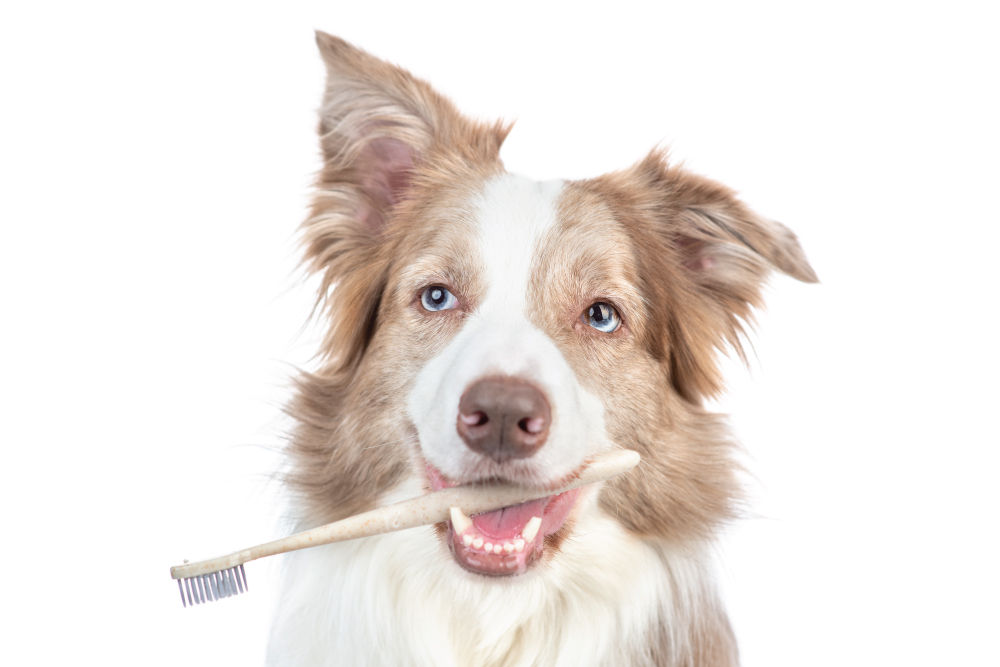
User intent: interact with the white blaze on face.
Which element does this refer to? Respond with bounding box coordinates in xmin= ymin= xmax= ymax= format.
xmin=406 ymin=173 xmax=609 ymax=482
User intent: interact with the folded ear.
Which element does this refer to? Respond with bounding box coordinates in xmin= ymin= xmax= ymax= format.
xmin=608 ymin=152 xmax=817 ymax=401
xmin=305 ymin=33 xmax=509 ymax=367
xmin=670 ymin=166 xmax=818 ymax=286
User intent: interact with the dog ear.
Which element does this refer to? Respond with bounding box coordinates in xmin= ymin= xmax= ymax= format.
xmin=304 ymin=33 xmax=509 ymax=369
xmin=612 ymin=151 xmax=817 ymax=401
xmin=670 ymin=177 xmax=817 ymax=286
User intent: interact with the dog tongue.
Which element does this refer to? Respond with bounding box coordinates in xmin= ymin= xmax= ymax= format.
xmin=471 ymin=497 xmax=549 ymax=539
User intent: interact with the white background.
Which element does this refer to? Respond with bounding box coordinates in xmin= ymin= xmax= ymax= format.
xmin=2 ymin=1 xmax=998 ymax=665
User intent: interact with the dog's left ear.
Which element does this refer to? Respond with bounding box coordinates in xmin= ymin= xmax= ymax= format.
xmin=669 ymin=170 xmax=817 ymax=286
xmin=609 ymin=152 xmax=817 ymax=401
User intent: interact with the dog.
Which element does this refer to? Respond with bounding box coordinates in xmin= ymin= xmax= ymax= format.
xmin=267 ymin=32 xmax=817 ymax=666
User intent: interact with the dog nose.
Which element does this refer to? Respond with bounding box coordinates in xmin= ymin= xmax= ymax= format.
xmin=456 ymin=377 xmax=551 ymax=462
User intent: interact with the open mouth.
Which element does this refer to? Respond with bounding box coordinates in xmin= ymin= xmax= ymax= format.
xmin=426 ymin=464 xmax=581 ymax=576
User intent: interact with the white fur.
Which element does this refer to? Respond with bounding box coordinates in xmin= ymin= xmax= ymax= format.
xmin=269 ymin=477 xmax=712 ymax=666
xmin=407 ymin=174 xmax=610 ymax=484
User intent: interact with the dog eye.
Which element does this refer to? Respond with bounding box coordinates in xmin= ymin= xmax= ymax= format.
xmin=583 ymin=302 xmax=621 ymax=333
xmin=421 ymin=285 xmax=458 ymax=312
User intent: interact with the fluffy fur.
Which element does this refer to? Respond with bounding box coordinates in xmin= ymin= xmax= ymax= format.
xmin=268 ymin=33 xmax=816 ymax=666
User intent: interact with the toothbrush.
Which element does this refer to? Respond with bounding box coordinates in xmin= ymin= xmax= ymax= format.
xmin=170 ymin=448 xmax=640 ymax=606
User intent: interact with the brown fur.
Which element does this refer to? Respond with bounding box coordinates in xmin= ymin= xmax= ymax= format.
xmin=526 ymin=184 xmax=741 ymax=541
xmin=287 ymin=32 xmax=815 ymax=665
xmin=541 ymin=166 xmax=817 ymax=540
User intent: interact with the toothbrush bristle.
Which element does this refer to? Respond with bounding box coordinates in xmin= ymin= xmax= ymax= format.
xmin=177 ymin=564 xmax=249 ymax=607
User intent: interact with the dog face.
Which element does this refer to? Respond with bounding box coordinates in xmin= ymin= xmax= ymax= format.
xmin=288 ymin=33 xmax=816 ymax=578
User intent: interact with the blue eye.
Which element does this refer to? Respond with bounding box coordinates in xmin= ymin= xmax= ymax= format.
xmin=583 ymin=302 xmax=621 ymax=333
xmin=421 ymin=285 xmax=458 ymax=312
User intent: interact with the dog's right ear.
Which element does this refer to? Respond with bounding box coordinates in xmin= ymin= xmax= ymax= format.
xmin=315 ymin=32 xmax=465 ymax=234
xmin=304 ymin=33 xmax=508 ymax=368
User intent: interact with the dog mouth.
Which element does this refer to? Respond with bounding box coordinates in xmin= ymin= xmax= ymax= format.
xmin=426 ymin=463 xmax=581 ymax=576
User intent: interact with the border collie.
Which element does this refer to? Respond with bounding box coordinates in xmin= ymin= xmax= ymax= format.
xmin=268 ymin=32 xmax=816 ymax=666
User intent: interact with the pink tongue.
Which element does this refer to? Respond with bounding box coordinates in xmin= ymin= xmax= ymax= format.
xmin=471 ymin=497 xmax=549 ymax=539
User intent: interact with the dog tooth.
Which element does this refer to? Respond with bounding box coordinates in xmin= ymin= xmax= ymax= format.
xmin=493 ymin=544 xmax=503 ymax=554
xmin=462 ymin=534 xmax=474 ymax=546
xmin=503 ymin=542 xmax=514 ymax=553
xmin=514 ymin=539 xmax=525 ymax=552
xmin=450 ymin=506 xmax=472 ymax=534
xmin=521 ymin=516 xmax=542 ymax=542
xmin=472 ymin=537 xmax=484 ymax=549
xmin=484 ymin=542 xmax=493 ymax=553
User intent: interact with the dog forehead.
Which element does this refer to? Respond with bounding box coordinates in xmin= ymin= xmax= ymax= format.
xmin=470 ymin=173 xmax=564 ymax=305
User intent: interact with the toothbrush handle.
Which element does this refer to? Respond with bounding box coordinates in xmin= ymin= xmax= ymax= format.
xmin=170 ymin=448 xmax=639 ymax=579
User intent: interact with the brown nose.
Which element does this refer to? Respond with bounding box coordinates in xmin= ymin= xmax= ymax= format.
xmin=456 ymin=377 xmax=551 ymax=462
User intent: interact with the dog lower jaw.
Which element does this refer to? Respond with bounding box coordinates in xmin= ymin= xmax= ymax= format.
xmin=444 ymin=488 xmax=581 ymax=576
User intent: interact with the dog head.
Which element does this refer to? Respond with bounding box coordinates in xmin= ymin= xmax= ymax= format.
xmin=288 ymin=33 xmax=816 ymax=577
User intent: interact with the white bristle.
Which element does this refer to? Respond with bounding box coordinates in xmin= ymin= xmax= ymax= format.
xmin=178 ymin=565 xmax=249 ymax=607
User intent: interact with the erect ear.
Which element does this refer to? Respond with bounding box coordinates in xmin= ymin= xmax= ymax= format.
xmin=314 ymin=32 xmax=496 ymax=234
xmin=620 ymin=152 xmax=817 ymax=401
xmin=303 ymin=33 xmax=509 ymax=369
